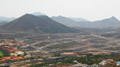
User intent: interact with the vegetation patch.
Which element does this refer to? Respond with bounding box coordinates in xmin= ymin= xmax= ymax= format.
xmin=0 ymin=51 xmax=3 ymax=57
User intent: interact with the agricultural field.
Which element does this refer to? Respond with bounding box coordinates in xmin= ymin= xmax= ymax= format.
xmin=0 ymin=51 xmax=3 ymax=57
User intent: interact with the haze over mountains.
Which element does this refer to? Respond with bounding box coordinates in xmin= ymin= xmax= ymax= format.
xmin=0 ymin=16 xmax=15 ymax=22
xmin=31 ymin=12 xmax=46 ymax=16
xmin=0 ymin=14 xmax=77 ymax=33
xmin=0 ymin=16 xmax=15 ymax=25
xmin=0 ymin=12 xmax=120 ymax=33
xmin=52 ymin=15 xmax=120 ymax=28
xmin=68 ymin=17 xmax=88 ymax=22
xmin=76 ymin=16 xmax=120 ymax=28
xmin=0 ymin=12 xmax=45 ymax=25
xmin=51 ymin=16 xmax=80 ymax=27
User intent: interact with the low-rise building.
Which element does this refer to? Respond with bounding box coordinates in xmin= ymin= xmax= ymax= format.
xmin=0 ymin=56 xmax=24 ymax=63
xmin=10 ymin=51 xmax=24 ymax=57
xmin=61 ymin=52 xmax=77 ymax=57
xmin=99 ymin=59 xmax=114 ymax=66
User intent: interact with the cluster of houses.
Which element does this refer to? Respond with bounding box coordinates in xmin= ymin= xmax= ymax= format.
xmin=2 ymin=46 xmax=18 ymax=53
xmin=47 ymin=59 xmax=120 ymax=67
xmin=44 ymin=52 xmax=119 ymax=67
xmin=60 ymin=51 xmax=111 ymax=57
xmin=0 ymin=46 xmax=25 ymax=63
xmin=0 ymin=39 xmax=26 ymax=63
xmin=0 ymin=39 xmax=119 ymax=67
xmin=72 ymin=59 xmax=114 ymax=67
xmin=0 ymin=39 xmax=27 ymax=47
xmin=0 ymin=46 xmax=24 ymax=57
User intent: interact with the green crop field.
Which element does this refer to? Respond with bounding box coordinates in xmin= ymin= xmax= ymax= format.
xmin=0 ymin=51 xmax=3 ymax=57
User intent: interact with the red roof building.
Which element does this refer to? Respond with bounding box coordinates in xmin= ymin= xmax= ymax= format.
xmin=61 ymin=52 xmax=77 ymax=57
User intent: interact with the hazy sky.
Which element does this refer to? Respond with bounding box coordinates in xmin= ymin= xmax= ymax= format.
xmin=0 ymin=0 xmax=120 ymax=21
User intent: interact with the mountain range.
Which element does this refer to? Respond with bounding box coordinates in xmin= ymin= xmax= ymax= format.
xmin=52 ymin=16 xmax=120 ymax=28
xmin=0 ymin=14 xmax=77 ymax=33
xmin=0 ymin=12 xmax=120 ymax=33
xmin=0 ymin=12 xmax=45 ymax=25
xmin=77 ymin=16 xmax=120 ymax=28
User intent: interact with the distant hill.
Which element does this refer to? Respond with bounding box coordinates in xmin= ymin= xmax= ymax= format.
xmin=31 ymin=12 xmax=46 ymax=16
xmin=0 ymin=16 xmax=15 ymax=25
xmin=0 ymin=16 xmax=15 ymax=21
xmin=0 ymin=14 xmax=77 ymax=33
xmin=68 ymin=17 xmax=88 ymax=22
xmin=51 ymin=16 xmax=80 ymax=27
xmin=93 ymin=16 xmax=120 ymax=28
xmin=52 ymin=16 xmax=120 ymax=28
xmin=76 ymin=16 xmax=120 ymax=28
